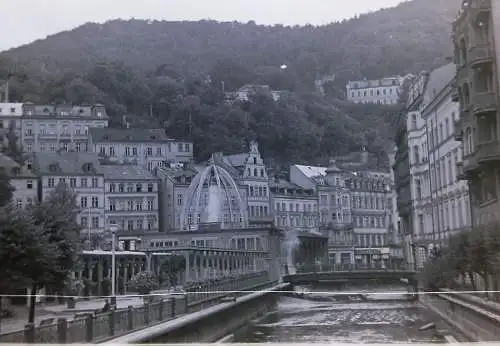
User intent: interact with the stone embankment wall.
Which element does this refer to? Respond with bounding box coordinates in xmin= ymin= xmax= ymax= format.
xmin=420 ymin=289 xmax=500 ymax=341
xmin=105 ymin=282 xmax=288 ymax=343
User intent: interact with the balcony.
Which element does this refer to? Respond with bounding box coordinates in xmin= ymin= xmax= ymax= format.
xmin=470 ymin=91 xmax=497 ymax=116
xmin=462 ymin=154 xmax=479 ymax=175
xmin=476 ymin=141 xmax=500 ymax=164
xmin=469 ymin=44 xmax=494 ymax=68
xmin=456 ymin=161 xmax=465 ymax=180
xmin=453 ymin=119 xmax=463 ymax=141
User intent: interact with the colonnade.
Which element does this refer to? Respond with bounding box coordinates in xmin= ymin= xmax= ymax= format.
xmin=73 ymin=248 xmax=271 ymax=296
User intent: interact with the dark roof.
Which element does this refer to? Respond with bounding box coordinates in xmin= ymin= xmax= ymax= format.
xmin=89 ymin=128 xmax=171 ymax=143
xmin=223 ymin=153 xmax=248 ymax=167
xmin=33 ymin=152 xmax=102 ymax=175
xmin=101 ymin=165 xmax=156 ymax=180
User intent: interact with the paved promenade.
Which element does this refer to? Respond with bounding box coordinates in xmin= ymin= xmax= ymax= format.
xmin=0 ymin=288 xmax=181 ymax=334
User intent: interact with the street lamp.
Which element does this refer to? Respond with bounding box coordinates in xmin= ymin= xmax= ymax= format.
xmin=109 ymin=224 xmax=118 ymax=306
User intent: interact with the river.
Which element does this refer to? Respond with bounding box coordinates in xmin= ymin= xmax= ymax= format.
xmin=232 ymin=285 xmax=463 ymax=343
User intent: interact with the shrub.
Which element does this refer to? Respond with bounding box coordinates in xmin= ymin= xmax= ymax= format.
xmin=129 ymin=271 xmax=159 ymax=295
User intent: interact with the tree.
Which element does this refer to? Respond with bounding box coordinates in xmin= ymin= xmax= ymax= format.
xmin=0 ymin=169 xmax=14 ymax=208
xmin=129 ymin=271 xmax=159 ymax=297
xmin=0 ymin=207 xmax=61 ymax=323
xmin=1 ymin=125 xmax=25 ymax=166
xmin=24 ymin=182 xmax=81 ymax=322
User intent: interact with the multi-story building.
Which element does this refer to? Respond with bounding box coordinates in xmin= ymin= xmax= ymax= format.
xmin=290 ymin=156 xmax=399 ymax=268
xmin=20 ymin=103 xmax=109 ymax=154
xmin=222 ymin=141 xmax=272 ymax=224
xmin=0 ymin=153 xmax=38 ymax=208
xmin=452 ymin=0 xmax=499 ymax=227
xmin=101 ymin=165 xmax=160 ymax=233
xmin=401 ymin=71 xmax=429 ymax=268
xmin=269 ymin=178 xmax=319 ymax=232
xmin=422 ymin=63 xmax=471 ymax=250
xmin=32 ymin=152 xmax=105 ymax=239
xmin=88 ymin=128 xmax=193 ymax=171
xmin=346 ymin=76 xmax=405 ymax=105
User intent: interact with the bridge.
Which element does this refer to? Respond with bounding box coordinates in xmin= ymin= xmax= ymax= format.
xmin=283 ymin=264 xmax=417 ymax=287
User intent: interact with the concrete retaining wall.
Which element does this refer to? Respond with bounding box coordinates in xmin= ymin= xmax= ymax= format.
xmin=420 ymin=291 xmax=500 ymax=341
xmin=104 ymin=283 xmax=288 ymax=343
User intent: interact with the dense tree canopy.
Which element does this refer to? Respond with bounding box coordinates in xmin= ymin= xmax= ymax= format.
xmin=0 ymin=0 xmax=458 ymax=168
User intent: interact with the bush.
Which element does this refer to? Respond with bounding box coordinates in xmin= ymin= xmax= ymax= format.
xmin=129 ymin=271 xmax=159 ymax=295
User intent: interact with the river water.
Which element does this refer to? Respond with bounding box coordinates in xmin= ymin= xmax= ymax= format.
xmin=233 ymin=285 xmax=460 ymax=343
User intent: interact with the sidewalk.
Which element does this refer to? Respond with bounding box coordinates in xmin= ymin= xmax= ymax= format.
xmin=0 ymin=288 xmax=185 ymax=335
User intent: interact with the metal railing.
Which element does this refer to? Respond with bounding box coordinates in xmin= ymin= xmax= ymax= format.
xmin=295 ymin=263 xmax=414 ymax=273
xmin=0 ymin=271 xmax=273 ymax=344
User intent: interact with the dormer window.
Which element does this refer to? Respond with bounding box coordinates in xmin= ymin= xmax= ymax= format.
xmin=10 ymin=107 xmax=15 ymax=113
xmin=43 ymin=108 xmax=49 ymax=113
xmin=126 ymin=135 xmax=131 ymax=140
xmin=103 ymin=135 xmax=110 ymax=140
xmin=79 ymin=108 xmax=84 ymax=113
xmin=150 ymin=135 xmax=156 ymax=140
xmin=48 ymin=163 xmax=59 ymax=173
xmin=82 ymin=163 xmax=94 ymax=173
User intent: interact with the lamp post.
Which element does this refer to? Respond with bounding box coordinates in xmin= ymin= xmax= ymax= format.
xmin=110 ymin=224 xmax=118 ymax=306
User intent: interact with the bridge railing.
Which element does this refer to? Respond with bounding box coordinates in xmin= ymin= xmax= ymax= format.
xmin=0 ymin=271 xmax=274 ymax=344
xmin=296 ymin=262 xmax=414 ymax=273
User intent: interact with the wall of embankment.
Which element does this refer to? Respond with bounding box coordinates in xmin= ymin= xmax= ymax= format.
xmin=420 ymin=288 xmax=500 ymax=341
xmin=104 ymin=282 xmax=289 ymax=343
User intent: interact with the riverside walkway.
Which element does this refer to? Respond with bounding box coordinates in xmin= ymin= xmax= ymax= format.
xmin=0 ymin=271 xmax=274 ymax=343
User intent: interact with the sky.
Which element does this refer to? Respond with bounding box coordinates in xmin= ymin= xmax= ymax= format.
xmin=0 ymin=0 xmax=405 ymax=52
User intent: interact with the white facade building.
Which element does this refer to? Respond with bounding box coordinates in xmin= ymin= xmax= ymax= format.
xmin=421 ymin=63 xmax=470 ymax=247
xmin=0 ymin=153 xmax=38 ymax=208
xmin=101 ymin=165 xmax=160 ymax=233
xmin=346 ymin=76 xmax=404 ymax=105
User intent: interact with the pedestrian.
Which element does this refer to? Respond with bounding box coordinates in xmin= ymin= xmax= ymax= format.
xmin=102 ymin=299 xmax=111 ymax=313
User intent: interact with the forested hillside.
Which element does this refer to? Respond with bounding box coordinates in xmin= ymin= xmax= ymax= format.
xmin=0 ymin=0 xmax=459 ymax=169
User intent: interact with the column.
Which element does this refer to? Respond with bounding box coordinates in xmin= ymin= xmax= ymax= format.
xmin=184 ymin=251 xmax=191 ymax=283
xmin=97 ymin=260 xmax=103 ymax=297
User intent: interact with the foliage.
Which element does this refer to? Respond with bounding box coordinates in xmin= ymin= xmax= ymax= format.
xmin=0 ymin=0 xmax=459 ymax=167
xmin=421 ymin=224 xmax=500 ymax=291
xmin=0 ymin=169 xmax=14 ymax=208
xmin=26 ymin=182 xmax=82 ymax=290
xmin=0 ymin=207 xmax=60 ymax=293
xmin=1 ymin=126 xmax=26 ymax=166
xmin=64 ymin=277 xmax=84 ymax=296
xmin=129 ymin=271 xmax=159 ymax=295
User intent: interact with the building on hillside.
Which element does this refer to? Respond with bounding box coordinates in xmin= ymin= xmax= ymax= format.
xmin=19 ymin=103 xmax=109 ymax=155
xmin=225 ymin=84 xmax=281 ymax=103
xmin=421 ymin=63 xmax=470 ymax=253
xmin=32 ymin=152 xmax=105 ymax=240
xmin=0 ymin=153 xmax=38 ymax=208
xmin=269 ymin=178 xmax=319 ymax=232
xmin=222 ymin=141 xmax=272 ymax=225
xmin=88 ymin=128 xmax=193 ymax=171
xmin=452 ymin=0 xmax=499 ymax=229
xmin=100 ymin=165 xmax=160 ymax=234
xmin=346 ymin=76 xmax=404 ymax=105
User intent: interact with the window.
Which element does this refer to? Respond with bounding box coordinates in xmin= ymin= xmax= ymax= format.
xmin=136 ymin=183 xmax=142 ymax=192
xmin=413 ymin=145 xmax=419 ymax=164
xmin=92 ymin=178 xmax=99 ymax=187
xmin=91 ymin=217 xmax=99 ymax=228
xmin=80 ymin=217 xmax=88 ymax=227
xmin=69 ymin=178 xmax=76 ymax=188
xmin=136 ymin=219 xmax=143 ymax=230
xmin=91 ymin=196 xmax=99 ymax=208
xmin=147 ymin=199 xmax=154 ymax=210
xmin=177 ymin=194 xmax=183 ymax=206
xmin=135 ymin=201 xmax=142 ymax=211
xmin=80 ymin=197 xmax=88 ymax=208
xmin=81 ymin=178 xmax=88 ymax=187
xmin=48 ymin=178 xmax=55 ymax=187
xmin=411 ymin=114 xmax=417 ymax=129
xmin=127 ymin=200 xmax=133 ymax=211
xmin=119 ymin=183 xmax=124 ymax=192
xmin=109 ymin=183 xmax=116 ymax=192
xmin=147 ymin=183 xmax=154 ymax=192
xmin=156 ymin=147 xmax=161 ymax=156
xmin=109 ymin=201 xmax=116 ymax=211
xmin=26 ymin=180 xmax=33 ymax=189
